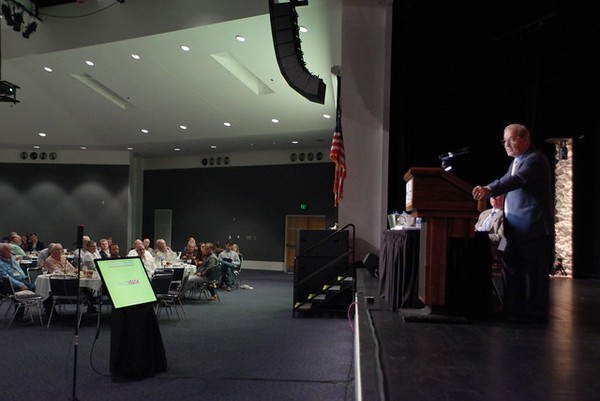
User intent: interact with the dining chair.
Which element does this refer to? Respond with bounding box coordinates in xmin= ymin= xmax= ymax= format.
xmin=1 ymin=278 xmax=45 ymax=328
xmin=151 ymin=272 xmax=177 ymax=320
xmin=188 ymin=263 xmax=221 ymax=302
xmin=169 ymin=267 xmax=185 ymax=292
xmin=47 ymin=276 xmax=84 ymax=328
xmin=232 ymin=255 xmax=243 ymax=288
xmin=27 ymin=267 xmax=43 ymax=285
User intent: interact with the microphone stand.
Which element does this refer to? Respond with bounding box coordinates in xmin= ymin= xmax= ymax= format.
xmin=71 ymin=244 xmax=83 ymax=401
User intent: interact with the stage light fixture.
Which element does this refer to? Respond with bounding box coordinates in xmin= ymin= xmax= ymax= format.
xmin=12 ymin=11 xmax=22 ymax=31
xmin=22 ymin=20 xmax=37 ymax=38
xmin=1 ymin=4 xmax=14 ymax=25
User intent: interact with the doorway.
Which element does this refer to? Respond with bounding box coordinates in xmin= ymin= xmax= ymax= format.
xmin=284 ymin=215 xmax=326 ymax=273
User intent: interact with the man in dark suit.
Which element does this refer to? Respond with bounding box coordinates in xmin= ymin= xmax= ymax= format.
xmin=28 ymin=233 xmax=45 ymax=252
xmin=472 ymin=124 xmax=553 ymax=323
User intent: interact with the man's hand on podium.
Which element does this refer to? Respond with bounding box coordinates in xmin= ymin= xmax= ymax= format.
xmin=472 ymin=186 xmax=491 ymax=201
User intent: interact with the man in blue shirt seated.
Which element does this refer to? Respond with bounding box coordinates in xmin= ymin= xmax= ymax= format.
xmin=218 ymin=241 xmax=241 ymax=291
xmin=0 ymin=243 xmax=55 ymax=320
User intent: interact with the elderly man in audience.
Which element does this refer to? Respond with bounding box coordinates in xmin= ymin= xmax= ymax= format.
xmin=134 ymin=241 xmax=156 ymax=276
xmin=0 ymin=242 xmax=56 ymax=319
xmin=143 ymin=238 xmax=155 ymax=256
xmin=80 ymin=240 xmax=101 ymax=271
xmin=9 ymin=233 xmax=26 ymax=257
xmin=218 ymin=241 xmax=241 ymax=291
xmin=154 ymin=239 xmax=178 ymax=266
xmin=44 ymin=243 xmax=77 ymax=274
xmin=72 ymin=235 xmax=91 ymax=266
xmin=127 ymin=239 xmax=143 ymax=256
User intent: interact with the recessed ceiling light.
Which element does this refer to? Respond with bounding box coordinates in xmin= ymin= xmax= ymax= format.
xmin=180 ymin=45 xmax=190 ymax=51
xmin=43 ymin=67 xmax=53 ymax=73
xmin=141 ymin=129 xmax=149 ymax=134
xmin=323 ymin=114 xmax=331 ymax=119
xmin=235 ymin=35 xmax=246 ymax=42
xmin=33 ymin=145 xmax=40 ymax=149
xmin=299 ymin=26 xmax=308 ymax=33
xmin=131 ymin=54 xmax=140 ymax=60
xmin=271 ymin=118 xmax=279 ymax=123
xmin=39 ymin=132 xmax=46 ymax=137
xmin=179 ymin=125 xmax=187 ymax=130
xmin=80 ymin=146 xmax=87 ymax=150
xmin=223 ymin=122 xmax=231 ymax=127
xmin=210 ymin=145 xmax=217 ymax=149
xmin=127 ymin=147 xmax=134 ymax=151
xmin=291 ymin=140 xmax=299 ymax=144
xmin=174 ymin=148 xmax=181 ymax=152
xmin=85 ymin=60 xmax=94 ymax=66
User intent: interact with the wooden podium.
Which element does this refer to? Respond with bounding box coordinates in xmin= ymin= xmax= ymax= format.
xmin=404 ymin=167 xmax=483 ymax=307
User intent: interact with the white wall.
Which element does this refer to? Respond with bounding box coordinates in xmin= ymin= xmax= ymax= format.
xmin=338 ymin=0 xmax=392 ymax=258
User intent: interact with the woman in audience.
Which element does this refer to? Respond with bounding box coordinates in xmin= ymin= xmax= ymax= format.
xmin=180 ymin=241 xmax=198 ymax=264
xmin=44 ymin=243 xmax=77 ymax=274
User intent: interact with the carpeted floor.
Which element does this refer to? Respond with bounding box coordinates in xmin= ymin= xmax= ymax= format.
xmin=1 ymin=270 xmax=355 ymax=401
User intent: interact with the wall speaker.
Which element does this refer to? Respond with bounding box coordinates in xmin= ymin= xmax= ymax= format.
xmin=269 ymin=0 xmax=326 ymax=104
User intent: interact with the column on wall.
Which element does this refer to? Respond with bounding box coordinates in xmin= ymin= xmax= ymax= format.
xmin=551 ymin=138 xmax=573 ymax=275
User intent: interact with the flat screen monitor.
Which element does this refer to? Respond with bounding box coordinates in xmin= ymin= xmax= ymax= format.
xmin=94 ymin=257 xmax=157 ymax=309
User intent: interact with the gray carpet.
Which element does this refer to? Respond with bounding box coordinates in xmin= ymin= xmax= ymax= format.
xmin=1 ymin=270 xmax=355 ymax=401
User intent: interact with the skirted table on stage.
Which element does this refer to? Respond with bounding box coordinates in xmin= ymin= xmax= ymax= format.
xmin=378 ymin=228 xmax=493 ymax=318
xmin=378 ymin=229 xmax=424 ymax=311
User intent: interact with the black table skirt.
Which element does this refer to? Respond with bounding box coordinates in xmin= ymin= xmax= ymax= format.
xmin=110 ymin=303 xmax=167 ymax=380
xmin=378 ymin=229 xmax=424 ymax=310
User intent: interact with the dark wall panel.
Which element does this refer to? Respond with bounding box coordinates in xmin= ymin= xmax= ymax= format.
xmin=0 ymin=163 xmax=129 ymax=251
xmin=142 ymin=163 xmax=336 ymax=262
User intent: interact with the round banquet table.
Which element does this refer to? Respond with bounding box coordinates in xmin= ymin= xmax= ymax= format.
xmin=35 ymin=273 xmax=103 ymax=299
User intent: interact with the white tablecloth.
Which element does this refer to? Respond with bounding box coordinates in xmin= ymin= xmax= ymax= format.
xmin=159 ymin=263 xmax=196 ymax=276
xmin=35 ymin=274 xmax=103 ymax=299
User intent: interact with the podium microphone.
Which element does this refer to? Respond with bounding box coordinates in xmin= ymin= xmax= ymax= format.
xmin=438 ymin=147 xmax=469 ymax=161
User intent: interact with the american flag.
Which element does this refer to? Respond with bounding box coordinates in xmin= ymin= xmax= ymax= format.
xmin=329 ymin=102 xmax=346 ymax=207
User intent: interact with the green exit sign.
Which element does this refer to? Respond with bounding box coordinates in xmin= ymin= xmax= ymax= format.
xmin=300 ymin=203 xmax=308 ymax=210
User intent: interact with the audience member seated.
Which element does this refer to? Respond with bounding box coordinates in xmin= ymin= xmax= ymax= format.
xmin=21 ymin=234 xmax=31 ymax=253
xmin=28 ymin=233 xmax=45 ymax=253
xmin=44 ymin=243 xmax=78 ymax=274
xmin=134 ymin=242 xmax=156 ymax=276
xmin=143 ymin=238 xmax=155 ymax=256
xmin=127 ymin=239 xmax=143 ymax=257
xmin=181 ymin=237 xmax=197 ymax=254
xmin=180 ymin=241 xmax=198 ymax=264
xmin=0 ymin=243 xmax=55 ymax=318
xmin=183 ymin=242 xmax=218 ymax=300
xmin=80 ymin=241 xmax=101 ymax=270
xmin=475 ymin=194 xmax=505 ymax=261
xmin=218 ymin=241 xmax=241 ymax=291
xmin=72 ymin=235 xmax=91 ymax=266
xmin=98 ymin=238 xmax=111 ymax=259
xmin=154 ymin=239 xmax=178 ymax=266
xmin=36 ymin=243 xmax=56 ymax=268
xmin=109 ymin=243 xmax=121 ymax=258
xmin=9 ymin=233 xmax=26 ymax=257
